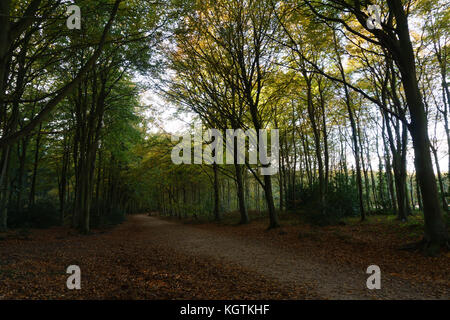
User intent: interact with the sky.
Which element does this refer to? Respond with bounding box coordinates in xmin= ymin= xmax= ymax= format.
xmin=140 ymin=84 xmax=448 ymax=176
xmin=140 ymin=87 xmax=192 ymax=135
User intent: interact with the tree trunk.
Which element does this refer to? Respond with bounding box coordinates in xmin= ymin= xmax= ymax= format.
xmin=212 ymin=162 xmax=221 ymax=221
xmin=0 ymin=146 xmax=11 ymax=231
xmin=263 ymin=174 xmax=279 ymax=228
xmin=29 ymin=123 xmax=42 ymax=207
xmin=431 ymin=146 xmax=448 ymax=212
xmin=234 ymin=164 xmax=249 ymax=224
xmin=392 ymin=0 xmax=448 ymax=250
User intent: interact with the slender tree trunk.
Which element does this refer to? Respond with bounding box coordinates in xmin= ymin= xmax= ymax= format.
xmin=358 ymin=128 xmax=371 ymax=213
xmin=29 ymin=123 xmax=42 ymax=207
xmin=213 ymin=162 xmax=220 ymax=221
xmin=59 ymin=138 xmax=69 ymax=225
xmin=305 ymin=76 xmax=325 ymax=211
xmin=334 ymin=35 xmax=365 ymax=220
xmin=0 ymin=146 xmax=11 ymax=231
xmin=234 ymin=164 xmax=249 ymax=224
xmin=263 ymin=174 xmax=279 ymax=228
xmin=383 ymin=130 xmax=397 ymax=214
xmin=431 ymin=146 xmax=448 ymax=212
xmin=341 ymin=80 xmax=364 ymax=219
xmin=409 ymin=174 xmax=415 ymax=211
xmin=416 ymin=172 xmax=423 ymax=211
xmin=16 ymin=138 xmax=28 ymax=212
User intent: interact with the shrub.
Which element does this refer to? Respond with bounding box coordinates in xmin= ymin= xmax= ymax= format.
xmin=106 ymin=207 xmax=126 ymax=225
xmin=90 ymin=204 xmax=126 ymax=228
xmin=8 ymin=199 xmax=60 ymax=229
xmin=287 ymin=179 xmax=359 ymax=226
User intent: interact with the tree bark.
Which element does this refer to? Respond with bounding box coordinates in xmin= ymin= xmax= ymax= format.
xmin=390 ymin=0 xmax=448 ymax=250
xmin=234 ymin=163 xmax=249 ymax=224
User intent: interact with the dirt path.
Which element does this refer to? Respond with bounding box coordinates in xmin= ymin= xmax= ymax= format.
xmin=0 ymin=214 xmax=448 ymax=299
xmin=137 ymin=215 xmax=447 ymax=300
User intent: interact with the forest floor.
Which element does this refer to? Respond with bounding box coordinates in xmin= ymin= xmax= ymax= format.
xmin=0 ymin=213 xmax=449 ymax=299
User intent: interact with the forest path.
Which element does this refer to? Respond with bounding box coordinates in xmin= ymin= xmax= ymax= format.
xmin=137 ymin=214 xmax=448 ymax=300
xmin=1 ymin=214 xmax=448 ymax=299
